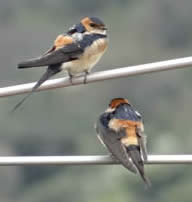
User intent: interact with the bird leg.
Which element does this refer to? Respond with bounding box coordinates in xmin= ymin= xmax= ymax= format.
xmin=83 ymin=70 xmax=89 ymax=84
xmin=109 ymin=153 xmax=120 ymax=163
xmin=68 ymin=72 xmax=73 ymax=85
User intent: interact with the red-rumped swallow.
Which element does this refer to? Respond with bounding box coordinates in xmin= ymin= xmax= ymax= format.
xmin=96 ymin=98 xmax=151 ymax=187
xmin=13 ymin=16 xmax=108 ymax=111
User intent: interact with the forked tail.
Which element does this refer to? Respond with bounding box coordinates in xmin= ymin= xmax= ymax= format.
xmin=12 ymin=64 xmax=61 ymax=112
xmin=127 ymin=145 xmax=151 ymax=188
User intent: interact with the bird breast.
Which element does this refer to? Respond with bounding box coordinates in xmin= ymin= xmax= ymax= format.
xmin=62 ymin=37 xmax=108 ymax=75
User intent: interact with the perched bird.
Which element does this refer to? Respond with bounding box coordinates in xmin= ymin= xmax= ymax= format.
xmin=96 ymin=98 xmax=151 ymax=187
xmin=13 ymin=16 xmax=108 ymax=111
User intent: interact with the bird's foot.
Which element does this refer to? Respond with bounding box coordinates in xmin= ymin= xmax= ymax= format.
xmin=83 ymin=71 xmax=89 ymax=84
xmin=109 ymin=153 xmax=119 ymax=162
xmin=68 ymin=73 xmax=74 ymax=85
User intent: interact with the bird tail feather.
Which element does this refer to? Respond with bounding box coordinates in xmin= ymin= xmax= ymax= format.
xmin=12 ymin=64 xmax=61 ymax=112
xmin=127 ymin=145 xmax=151 ymax=188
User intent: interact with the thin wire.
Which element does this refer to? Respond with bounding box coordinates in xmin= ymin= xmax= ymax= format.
xmin=0 ymin=155 xmax=191 ymax=166
xmin=1 ymin=56 xmax=192 ymax=97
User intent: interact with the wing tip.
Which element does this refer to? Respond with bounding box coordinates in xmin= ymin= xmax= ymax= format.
xmin=17 ymin=61 xmax=31 ymax=68
xmin=17 ymin=63 xmax=25 ymax=69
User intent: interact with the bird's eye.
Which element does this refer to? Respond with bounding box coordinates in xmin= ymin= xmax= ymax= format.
xmin=90 ymin=23 xmax=96 ymax=27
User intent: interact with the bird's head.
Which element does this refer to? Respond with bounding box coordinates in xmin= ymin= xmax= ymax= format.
xmin=67 ymin=17 xmax=107 ymax=35
xmin=81 ymin=17 xmax=107 ymax=34
xmin=105 ymin=98 xmax=129 ymax=112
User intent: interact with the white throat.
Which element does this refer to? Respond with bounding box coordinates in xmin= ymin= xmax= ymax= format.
xmin=90 ymin=29 xmax=107 ymax=35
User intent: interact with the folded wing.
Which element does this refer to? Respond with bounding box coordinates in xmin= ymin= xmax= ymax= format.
xmin=96 ymin=119 xmax=137 ymax=174
xmin=18 ymin=35 xmax=83 ymax=68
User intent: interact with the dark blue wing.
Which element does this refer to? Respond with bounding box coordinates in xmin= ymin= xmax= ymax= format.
xmin=18 ymin=42 xmax=83 ymax=68
xmin=96 ymin=116 xmax=137 ymax=174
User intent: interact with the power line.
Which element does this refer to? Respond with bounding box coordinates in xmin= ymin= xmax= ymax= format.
xmin=1 ymin=56 xmax=192 ymax=97
xmin=0 ymin=155 xmax=191 ymax=166
xmin=0 ymin=57 xmax=192 ymax=166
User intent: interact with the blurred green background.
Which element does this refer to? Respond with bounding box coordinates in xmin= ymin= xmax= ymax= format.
xmin=0 ymin=0 xmax=192 ymax=201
